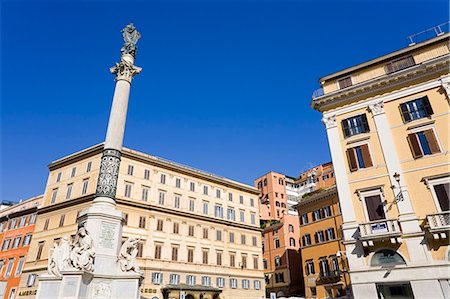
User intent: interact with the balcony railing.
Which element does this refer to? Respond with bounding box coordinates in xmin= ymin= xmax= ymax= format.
xmin=359 ymin=219 xmax=402 ymax=247
xmin=312 ymin=88 xmax=324 ymax=99
xmin=318 ymin=270 xmax=342 ymax=283
xmin=427 ymin=211 xmax=450 ymax=239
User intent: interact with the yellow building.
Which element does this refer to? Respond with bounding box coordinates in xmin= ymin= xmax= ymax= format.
xmin=312 ymin=30 xmax=450 ymax=298
xmin=18 ymin=144 xmax=265 ymax=299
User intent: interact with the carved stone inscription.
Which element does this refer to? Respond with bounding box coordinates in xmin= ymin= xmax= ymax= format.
xmin=99 ymin=222 xmax=118 ymax=249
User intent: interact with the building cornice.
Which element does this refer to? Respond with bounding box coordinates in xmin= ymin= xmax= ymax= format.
xmin=312 ymin=54 xmax=450 ymax=112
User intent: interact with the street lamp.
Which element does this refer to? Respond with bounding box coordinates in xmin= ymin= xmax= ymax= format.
xmin=393 ymin=172 xmax=404 ymax=202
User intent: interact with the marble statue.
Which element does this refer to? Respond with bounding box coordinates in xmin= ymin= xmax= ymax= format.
xmin=47 ymin=236 xmax=72 ymax=277
xmin=121 ymin=23 xmax=141 ymax=58
xmin=118 ymin=237 xmax=143 ymax=275
xmin=70 ymin=227 xmax=95 ymax=272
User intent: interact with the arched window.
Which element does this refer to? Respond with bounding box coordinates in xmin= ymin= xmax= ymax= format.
xmin=281 ymin=203 xmax=286 ymax=208
xmin=275 ymin=201 xmax=280 ymax=207
xmin=289 ymin=237 xmax=295 ymax=247
xmin=371 ymin=249 xmax=406 ymax=267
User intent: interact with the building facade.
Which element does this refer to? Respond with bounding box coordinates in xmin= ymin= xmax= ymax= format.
xmin=312 ymin=31 xmax=450 ymax=298
xmin=295 ymin=186 xmax=350 ymax=299
xmin=0 ymin=195 xmax=43 ymax=299
xmin=18 ymin=144 xmax=265 ymax=299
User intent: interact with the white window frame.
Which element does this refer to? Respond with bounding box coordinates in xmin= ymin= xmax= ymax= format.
xmin=217 ymin=277 xmax=225 ymax=288
xmin=426 ymin=176 xmax=450 ymax=213
xmin=169 ymin=273 xmax=180 ymax=285
xmin=152 ymin=272 xmax=163 ymax=285
xmin=408 ymin=124 xmax=443 ymax=154
xmin=359 ymin=188 xmax=387 ymax=222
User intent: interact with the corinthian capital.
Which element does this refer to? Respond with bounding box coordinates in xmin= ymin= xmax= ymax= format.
xmin=110 ymin=57 xmax=142 ymax=83
xmin=369 ymin=101 xmax=385 ymax=116
xmin=322 ymin=115 xmax=336 ymax=129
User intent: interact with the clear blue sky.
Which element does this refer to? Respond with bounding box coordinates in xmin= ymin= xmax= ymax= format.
xmin=1 ymin=0 xmax=448 ymax=202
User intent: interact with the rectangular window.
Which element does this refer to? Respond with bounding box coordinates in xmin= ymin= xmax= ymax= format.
xmin=12 ymin=236 xmax=21 ymax=248
xmin=203 ymin=202 xmax=209 ymax=215
xmin=216 ymin=230 xmax=222 ymax=241
xmin=127 ymin=165 xmax=134 ymax=176
xmin=230 ymin=278 xmax=237 ymax=289
xmin=316 ymin=231 xmax=325 ymax=243
xmin=203 ymin=185 xmax=209 ymax=195
xmin=86 ymin=161 xmax=92 ymax=172
xmin=302 ymin=234 xmax=311 ymax=246
xmin=342 ymin=114 xmax=370 ymax=138
xmin=29 ymin=214 xmax=36 ymax=225
xmin=124 ymin=213 xmax=128 ymax=225
xmin=202 ymin=276 xmax=211 ymax=287
xmin=433 ymin=183 xmax=450 ymax=212
xmin=59 ymin=215 xmax=65 ymax=227
xmin=66 ymin=184 xmax=73 ymax=199
xmin=400 ymin=96 xmax=434 ymax=122
xmin=216 ymin=189 xmax=221 ymax=198
xmin=253 ymin=256 xmax=259 ymax=269
xmin=217 ymin=277 xmax=225 ymax=288
xmin=137 ymin=242 xmax=143 ymax=258
xmin=216 ymin=251 xmax=222 ymax=265
xmin=240 ymin=210 xmax=245 ymax=222
xmin=44 ymin=219 xmax=49 ymax=230
xmin=187 ymin=248 xmax=194 ymax=263
xmin=156 ymin=219 xmax=164 ymax=231
xmin=275 ymin=239 xmax=280 ymax=248
xmin=139 ymin=216 xmax=146 ymax=228
xmin=239 ymin=195 xmax=244 ymax=204
xmin=158 ymin=191 xmax=166 ymax=205
xmin=242 ymin=279 xmax=250 ymax=289
xmin=385 ymin=55 xmax=415 ymax=74
xmin=15 ymin=257 xmax=25 ymax=276
xmin=347 ymin=144 xmax=373 ymax=171
xmin=407 ymin=129 xmax=440 ymax=158
xmin=190 ymin=182 xmax=195 ymax=192
xmin=323 ymin=206 xmax=332 ymax=217
xmin=169 ymin=274 xmax=180 ymax=285
xmin=36 ymin=242 xmax=45 ymax=260
xmin=364 ymin=194 xmax=386 ymax=221
xmin=5 ymin=259 xmax=14 ymax=277
xmin=214 ymin=205 xmax=223 ymax=218
xmin=19 ymin=216 xmax=26 ymax=227
xmin=175 ymin=178 xmax=181 ymax=188
xmin=144 ymin=169 xmax=150 ymax=180
xmin=174 ymin=195 xmax=181 ymax=208
xmin=141 ymin=186 xmax=149 ymax=201
xmin=227 ymin=208 xmax=236 ymax=221
xmin=306 ymin=260 xmax=315 ymax=275
xmin=229 ymin=232 xmax=235 ymax=243
xmin=56 ymin=172 xmax=62 ymax=182
xmin=171 ymin=247 xmax=178 ymax=261
xmin=250 ymin=198 xmax=254 ymax=207
xmin=82 ymin=179 xmax=89 ymax=195
xmin=230 ymin=254 xmax=236 ymax=267
xmin=250 ymin=213 xmax=256 ymax=225
xmin=254 ymin=280 xmax=261 ymax=290
xmin=188 ymin=225 xmax=195 ymax=237
xmin=189 ymin=199 xmax=195 ymax=212
xmin=202 ymin=250 xmax=209 ymax=264
xmin=23 ymin=234 xmax=32 ymax=246
xmin=51 ymin=188 xmax=58 ymax=204
xmin=154 ymin=244 xmax=162 ymax=259
xmin=124 ymin=183 xmax=132 ymax=198
xmin=152 ymin=272 xmax=163 ymax=284
xmin=252 ymin=236 xmax=257 ymax=246
xmin=173 ymin=222 xmax=179 ymax=234
xmin=326 ymin=228 xmax=336 ymax=240
xmin=228 ymin=193 xmax=233 ymax=201
xmin=241 ymin=234 xmax=246 ymax=245
xmin=27 ymin=274 xmax=37 ymax=287
xmin=71 ymin=167 xmax=76 ymax=178
xmin=160 ymin=173 xmax=166 ymax=184
xmin=186 ymin=275 xmax=196 ymax=285
xmin=203 ymin=228 xmax=209 ymax=239
xmin=337 ymin=76 xmax=352 ymax=89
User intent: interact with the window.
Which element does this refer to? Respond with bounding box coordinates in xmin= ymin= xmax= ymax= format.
xmin=203 ymin=185 xmax=209 ymax=195
xmin=12 ymin=236 xmax=21 ymax=249
xmin=342 ymin=114 xmax=370 ymax=138
xmin=82 ymin=179 xmax=89 ymax=195
xmin=331 ymin=256 xmax=340 ymax=271
xmin=400 ymin=96 xmax=434 ymax=122
xmin=239 ymin=195 xmax=244 ymax=204
xmin=252 ymin=236 xmax=257 ymax=246
xmin=288 ymin=224 xmax=294 ymax=232
xmin=86 ymin=161 xmax=92 ymax=172
xmin=306 ymin=260 xmax=315 ymax=275
xmin=202 ymin=276 xmax=211 ymax=286
xmin=152 ymin=272 xmax=163 ymax=284
xmin=15 ymin=257 xmax=25 ymax=276
xmin=274 ymin=238 xmax=280 ymax=248
xmin=203 ymin=202 xmax=209 ymax=215
xmin=154 ymin=244 xmax=162 ymax=259
xmin=174 ymin=195 xmax=181 ymax=208
xmin=227 ymin=208 xmax=236 ymax=221
xmin=300 ymin=213 xmax=308 ymax=225
xmin=156 ymin=219 xmax=164 ymax=231
xmin=364 ymin=194 xmax=386 ymax=221
xmin=173 ymin=222 xmax=179 ymax=234
xmin=123 ymin=213 xmax=128 ymax=225
xmin=274 ymin=255 xmax=282 ymax=267
xmin=127 ymin=165 xmax=134 ymax=176
xmin=187 ymin=248 xmax=194 ymax=263
xmin=124 ymin=183 xmax=132 ymax=198
xmin=326 ymin=228 xmax=336 ymax=240
xmin=230 ymin=254 xmax=236 ymax=267
xmin=66 ymin=184 xmax=73 ymax=199
xmin=371 ymin=249 xmax=406 ymax=266
xmin=228 ymin=193 xmax=233 ymax=201
xmin=253 ymin=256 xmax=259 ymax=269
xmin=186 ymin=275 xmax=196 ymax=285
xmin=160 ymin=174 xmax=166 ymax=184
xmin=215 ymin=205 xmax=223 ymax=218
xmin=202 ymin=250 xmax=209 ymax=264
xmin=407 ymin=129 xmax=440 ymax=158
xmin=216 ymin=230 xmax=222 ymax=241
xmin=44 ymin=219 xmax=49 ymax=230
xmin=144 ymin=169 xmax=150 ymax=180
xmin=242 ymin=279 xmax=250 ymax=289
xmin=171 ymin=246 xmax=178 ymax=261
xmin=5 ymin=259 xmax=14 ymax=277
xmin=250 ymin=213 xmax=256 ymax=225
xmin=289 ymin=237 xmax=296 ymax=247
xmin=169 ymin=274 xmax=180 ymax=285
xmin=27 ymin=273 xmax=37 ymax=287
xmin=141 ymin=186 xmax=149 ymax=201
xmin=71 ymin=167 xmax=76 ymax=178
xmin=229 ymin=232 xmax=235 ymax=243
xmin=263 ymin=179 xmax=268 ymax=186
xmin=347 ymin=144 xmax=373 ymax=171
xmin=240 ymin=210 xmax=245 ymax=222
xmin=59 ymin=215 xmax=65 ymax=227
xmin=175 ymin=178 xmax=181 ymax=188
xmin=323 ymin=206 xmax=332 ymax=217
xmin=230 ymin=278 xmax=238 ymax=289
xmin=158 ymin=191 xmax=165 ymax=205
xmin=190 ymin=182 xmax=195 ymax=192
xmin=56 ymin=172 xmax=62 ymax=182
xmin=275 ymin=273 xmax=285 ymax=283
xmin=137 ymin=241 xmax=143 ymax=257
xmin=216 ymin=251 xmax=222 ymax=265
xmin=338 ymin=76 xmax=352 ymax=89
xmin=50 ymin=188 xmax=58 ymax=204
xmin=241 ymin=234 xmax=246 ymax=245
xmin=19 ymin=216 xmax=26 ymax=227
xmin=217 ymin=277 xmax=225 ymax=288
xmin=188 ymin=225 xmax=195 ymax=237
xmin=316 ymin=231 xmax=325 ymax=243
xmin=250 ymin=198 xmax=254 ymax=207
xmin=385 ymin=55 xmax=415 ymax=74
xmin=432 ymin=182 xmax=450 ymax=212
xmin=254 ymin=280 xmax=262 ymax=290
xmin=23 ymin=234 xmax=32 ymax=246
xmin=189 ymin=199 xmax=195 ymax=212
xmin=302 ymin=234 xmax=311 ymax=246
xmin=139 ymin=216 xmax=146 ymax=228
xmin=203 ymin=228 xmax=209 ymax=239
xmin=216 ymin=189 xmax=221 ymax=198
xmin=319 ymin=258 xmax=330 ymax=275
xmin=263 ymin=259 xmax=268 ymax=269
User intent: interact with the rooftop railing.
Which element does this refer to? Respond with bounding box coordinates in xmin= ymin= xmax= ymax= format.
xmin=407 ymin=21 xmax=449 ymax=46
xmin=312 ymin=87 xmax=324 ymax=99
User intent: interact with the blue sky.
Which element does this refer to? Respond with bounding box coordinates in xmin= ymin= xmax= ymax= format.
xmin=1 ymin=0 xmax=448 ymax=202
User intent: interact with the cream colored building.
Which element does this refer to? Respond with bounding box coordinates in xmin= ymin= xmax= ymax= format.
xmin=18 ymin=144 xmax=265 ymax=299
xmin=312 ymin=31 xmax=450 ymax=298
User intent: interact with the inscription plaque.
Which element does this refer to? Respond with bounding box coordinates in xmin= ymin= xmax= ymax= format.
xmin=99 ymin=221 xmax=118 ymax=249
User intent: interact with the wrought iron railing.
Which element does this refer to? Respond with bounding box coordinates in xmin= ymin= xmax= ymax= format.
xmin=312 ymin=88 xmax=324 ymax=99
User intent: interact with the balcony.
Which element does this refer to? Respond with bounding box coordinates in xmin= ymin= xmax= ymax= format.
xmin=426 ymin=211 xmax=450 ymax=239
xmin=358 ymin=219 xmax=402 ymax=247
xmin=318 ymin=270 xmax=342 ymax=284
xmin=312 ymin=88 xmax=324 ymax=99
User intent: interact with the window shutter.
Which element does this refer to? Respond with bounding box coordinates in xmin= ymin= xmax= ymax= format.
xmin=346 ymin=148 xmax=358 ymax=172
xmin=399 ymin=103 xmax=411 ymax=123
xmin=407 ymin=133 xmax=423 ymax=159
xmin=361 ymin=114 xmax=370 ymax=133
xmin=422 ymin=96 xmax=434 ymax=116
xmin=314 ymin=233 xmax=318 ymax=244
xmin=434 ymin=184 xmax=450 ymax=211
xmin=360 ymin=144 xmax=373 ymax=167
xmin=424 ymin=129 xmax=440 ymax=154
xmin=341 ymin=120 xmax=350 ymax=138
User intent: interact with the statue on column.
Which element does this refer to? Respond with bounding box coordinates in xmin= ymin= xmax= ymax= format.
xmin=121 ymin=23 xmax=141 ymax=58
xmin=118 ymin=237 xmax=143 ymax=275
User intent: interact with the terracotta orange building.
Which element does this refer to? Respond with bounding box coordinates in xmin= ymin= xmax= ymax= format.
xmin=0 ymin=196 xmax=43 ymax=299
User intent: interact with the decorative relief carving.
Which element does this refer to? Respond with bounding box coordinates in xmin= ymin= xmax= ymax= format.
xmin=110 ymin=58 xmax=142 ymax=83
xmin=118 ymin=237 xmax=143 ymax=276
xmin=96 ymin=149 xmax=121 ymax=199
xmin=92 ymin=281 xmax=112 ymax=299
xmin=369 ymin=101 xmax=385 ymax=116
xmin=321 ymin=115 xmax=337 ymax=129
